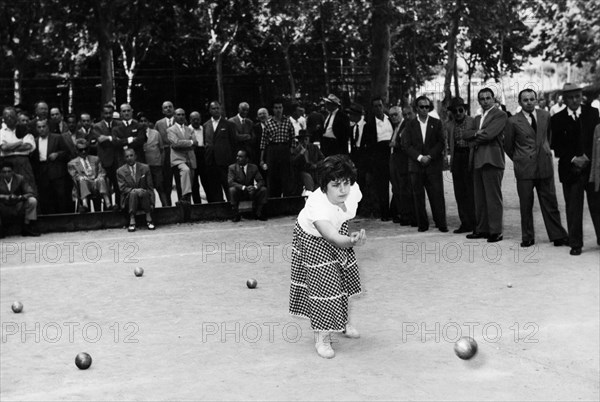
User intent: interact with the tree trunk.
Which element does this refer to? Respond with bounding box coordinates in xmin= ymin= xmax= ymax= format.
xmin=467 ymin=71 xmax=473 ymax=115
xmin=371 ymin=0 xmax=391 ymax=103
xmin=126 ymin=72 xmax=134 ymax=104
xmin=453 ymin=57 xmax=460 ymax=97
xmin=319 ymin=4 xmax=330 ymax=94
xmin=95 ymin=1 xmax=115 ymax=106
xmin=443 ymin=1 xmax=461 ymax=106
xmin=13 ymin=69 xmax=21 ymax=106
xmin=283 ymin=45 xmax=296 ymax=98
xmin=216 ymin=52 xmax=226 ymax=115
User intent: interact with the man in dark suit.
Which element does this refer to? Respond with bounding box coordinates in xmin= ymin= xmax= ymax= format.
xmin=463 ymin=88 xmax=507 ymax=243
xmin=0 ymin=160 xmax=40 ymax=237
xmin=30 ymin=119 xmax=70 ymax=214
xmin=49 ymin=107 xmax=69 ymax=135
xmin=204 ymin=101 xmax=237 ymax=202
xmin=320 ymin=94 xmax=350 ymax=156
xmin=155 ymin=101 xmax=176 ymax=206
xmin=112 ymin=103 xmax=146 ymax=165
xmin=505 ymin=89 xmax=569 ymax=248
xmin=389 ymin=105 xmax=416 ymax=226
xmin=228 ymin=149 xmax=267 ymax=222
xmin=90 ymin=103 xmax=122 ymax=209
xmin=447 ymin=97 xmax=476 ymax=233
xmin=228 ymin=102 xmax=255 ymax=160
xmin=348 ymin=102 xmax=371 ymax=216
xmin=117 ymin=148 xmax=155 ymax=232
xmin=291 ymin=129 xmax=324 ymax=192
xmin=362 ymin=97 xmax=394 ymax=221
xmin=551 ymin=83 xmax=600 ymax=255
xmin=402 ymin=96 xmax=448 ymax=232
xmin=62 ymin=113 xmax=81 ymax=160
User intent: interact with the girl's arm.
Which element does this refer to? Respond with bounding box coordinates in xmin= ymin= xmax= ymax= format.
xmin=314 ymin=220 xmax=366 ymax=249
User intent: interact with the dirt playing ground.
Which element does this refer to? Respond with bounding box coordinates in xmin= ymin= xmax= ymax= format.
xmin=1 ymin=161 xmax=599 ymax=401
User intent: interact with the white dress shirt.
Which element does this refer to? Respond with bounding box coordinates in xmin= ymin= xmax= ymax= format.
xmin=376 ymin=115 xmax=394 ymax=142
xmin=323 ymin=109 xmax=338 ymax=139
xmin=38 ymin=136 xmax=49 ymax=161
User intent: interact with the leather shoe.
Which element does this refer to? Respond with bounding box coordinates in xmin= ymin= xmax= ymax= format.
xmin=520 ymin=239 xmax=535 ymax=247
xmin=553 ymin=238 xmax=569 ymax=247
xmin=417 ymin=226 xmax=429 ymax=232
xmin=381 ymin=216 xmax=391 ymax=222
xmin=438 ymin=227 xmax=449 ymax=233
xmin=466 ymin=232 xmax=489 ymax=239
xmin=146 ymin=221 xmax=155 ymax=230
xmin=487 ymin=233 xmax=503 ymax=243
xmin=392 ymin=216 xmax=401 ymax=223
xmin=232 ymin=214 xmax=241 ymax=222
xmin=22 ymin=225 xmax=40 ymax=237
xmin=453 ymin=226 xmax=471 ymax=234
xmin=127 ymin=224 xmax=136 ymax=232
xmin=569 ymin=247 xmax=582 ymax=256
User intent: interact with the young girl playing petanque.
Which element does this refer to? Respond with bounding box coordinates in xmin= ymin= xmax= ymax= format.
xmin=289 ymin=154 xmax=367 ymax=358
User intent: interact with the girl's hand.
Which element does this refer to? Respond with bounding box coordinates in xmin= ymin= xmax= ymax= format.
xmin=350 ymin=229 xmax=367 ymax=247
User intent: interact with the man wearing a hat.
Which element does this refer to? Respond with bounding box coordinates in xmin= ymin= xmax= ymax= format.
xmin=550 ymin=83 xmax=600 ymax=255
xmin=320 ymin=94 xmax=351 ymax=156
xmin=446 ymin=97 xmax=476 ymax=233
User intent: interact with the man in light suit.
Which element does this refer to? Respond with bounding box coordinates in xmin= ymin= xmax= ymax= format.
xmin=154 ymin=101 xmax=176 ymax=206
xmin=67 ymin=139 xmax=113 ymax=212
xmin=402 ymin=96 xmax=448 ymax=232
xmin=117 ymin=148 xmax=155 ymax=232
xmin=167 ymin=108 xmax=197 ymax=204
xmin=204 ymin=101 xmax=237 ymax=202
xmin=505 ymin=89 xmax=569 ymax=248
xmin=463 ymin=88 xmax=507 ymax=243
xmin=228 ymin=149 xmax=267 ymax=222
xmin=90 ymin=103 xmax=122 ymax=209
xmin=228 ymin=102 xmax=255 ymax=160
xmin=551 ymin=83 xmax=600 ymax=255
xmin=320 ymin=94 xmax=350 ymax=156
xmin=389 ymin=105 xmax=416 ymax=226
xmin=31 ymin=119 xmax=70 ymax=214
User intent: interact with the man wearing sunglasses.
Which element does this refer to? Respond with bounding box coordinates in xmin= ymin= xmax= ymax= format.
xmin=447 ymin=97 xmax=475 ymax=234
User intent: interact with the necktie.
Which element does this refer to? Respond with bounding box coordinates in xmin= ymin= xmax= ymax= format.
xmin=324 ymin=114 xmax=332 ymax=130
xmin=124 ymin=121 xmax=129 ymax=127
xmin=241 ymin=166 xmax=247 ymax=183
xmin=130 ymin=165 xmax=136 ymax=178
xmin=84 ymin=158 xmax=92 ymax=175
xmin=529 ymin=112 xmax=537 ymax=132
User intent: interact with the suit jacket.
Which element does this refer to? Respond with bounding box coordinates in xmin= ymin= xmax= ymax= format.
xmin=402 ymin=116 xmax=445 ymax=173
xmin=62 ymin=131 xmax=82 ymax=160
xmin=447 ymin=115 xmax=475 ymax=166
xmin=324 ymin=109 xmax=351 ymax=153
xmin=463 ymin=106 xmax=507 ymax=170
xmin=90 ymin=120 xmax=123 ymax=168
xmin=228 ymin=115 xmax=255 ymax=146
xmin=31 ymin=134 xmax=70 ymax=180
xmin=155 ymin=117 xmax=172 ymax=149
xmin=227 ymin=163 xmax=265 ymax=190
xmin=67 ymin=155 xmax=105 ymax=182
xmin=291 ymin=143 xmax=324 ymax=172
xmin=504 ymin=110 xmax=554 ymax=180
xmin=390 ymin=120 xmax=411 ymax=174
xmin=167 ymin=124 xmax=196 ymax=168
xmin=0 ymin=173 xmax=35 ymax=201
xmin=117 ymin=162 xmax=155 ymax=209
xmin=204 ymin=118 xmax=237 ymax=167
xmin=112 ymin=119 xmax=146 ymax=164
xmin=551 ymin=104 xmax=600 ymax=183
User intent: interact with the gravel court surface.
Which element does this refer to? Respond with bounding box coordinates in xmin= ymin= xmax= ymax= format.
xmin=1 ymin=160 xmax=598 ymax=401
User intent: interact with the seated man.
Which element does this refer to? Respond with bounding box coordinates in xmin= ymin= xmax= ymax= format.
xmin=67 ymin=138 xmax=112 ymax=212
xmin=0 ymin=160 xmax=39 ymax=238
xmin=117 ymin=148 xmax=156 ymax=232
xmin=228 ymin=149 xmax=267 ymax=222
xmin=291 ymin=129 xmax=324 ymax=193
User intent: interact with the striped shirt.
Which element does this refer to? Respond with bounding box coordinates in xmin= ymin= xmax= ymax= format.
xmin=260 ymin=117 xmax=295 ymax=150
